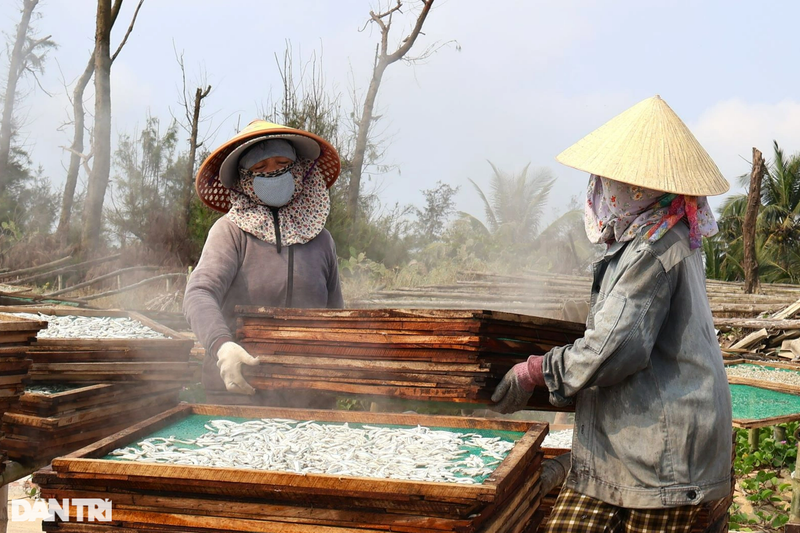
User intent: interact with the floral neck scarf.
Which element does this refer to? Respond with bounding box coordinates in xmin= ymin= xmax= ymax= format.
xmin=226 ymin=158 xmax=330 ymax=247
xmin=584 ymin=175 xmax=718 ymax=250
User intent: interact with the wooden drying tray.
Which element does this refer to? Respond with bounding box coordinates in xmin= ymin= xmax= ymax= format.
xmin=236 ymin=307 xmax=585 ymax=346
xmin=0 ymin=306 xmax=194 ymax=352
xmin=0 ymin=312 xmax=48 ymax=333
xmin=0 ymin=312 xmax=47 ymax=346
xmin=50 ymin=403 xmax=548 ymax=512
xmin=36 ymin=460 xmax=543 ymax=533
xmin=14 ymin=382 xmax=181 ymax=417
xmin=725 ymin=359 xmax=800 ymax=397
xmin=722 ymin=366 xmax=800 ymax=428
xmin=236 ymin=307 xmax=585 ymax=330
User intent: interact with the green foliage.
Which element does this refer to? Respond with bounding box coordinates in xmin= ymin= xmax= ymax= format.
xmin=0 ymin=220 xmax=22 ymax=243
xmin=0 ymin=147 xmax=59 ymax=260
xmin=413 ymin=181 xmax=460 ymax=245
xmin=730 ymin=424 xmax=797 ymax=530
xmin=107 ymin=116 xmax=182 ymax=242
xmin=463 ymin=162 xmax=555 ymax=247
xmin=709 ymin=141 xmax=800 ymax=283
xmin=335 ymin=397 xmax=369 ymax=411
xmin=340 ymin=247 xmax=390 ymax=277
xmin=457 ymin=163 xmax=599 ymax=272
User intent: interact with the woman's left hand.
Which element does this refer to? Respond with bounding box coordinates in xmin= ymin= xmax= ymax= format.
xmin=490 ymin=357 xmax=544 ymax=414
xmin=491 ymin=365 xmax=533 ymax=414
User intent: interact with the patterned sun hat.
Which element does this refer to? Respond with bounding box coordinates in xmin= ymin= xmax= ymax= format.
xmin=195 ymin=120 xmax=341 ymax=213
xmin=556 ymin=95 xmax=729 ymax=196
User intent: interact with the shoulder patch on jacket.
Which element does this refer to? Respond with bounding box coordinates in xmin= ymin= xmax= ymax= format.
xmin=657 ymin=239 xmax=694 ymax=272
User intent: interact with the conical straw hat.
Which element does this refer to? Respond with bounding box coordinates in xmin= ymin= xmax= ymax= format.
xmin=556 ymin=95 xmax=729 ymax=196
xmin=195 ymin=120 xmax=340 ymax=213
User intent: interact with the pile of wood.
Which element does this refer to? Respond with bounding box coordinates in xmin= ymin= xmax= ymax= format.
xmin=717 ymin=297 xmax=800 ymax=361
xmin=0 ymin=307 xmax=194 ymax=463
xmin=351 ymin=271 xmax=800 ymax=321
xmin=34 ymin=404 xmax=548 ymax=533
xmin=1 ymin=383 xmax=182 ymax=462
xmin=0 ymin=313 xmax=46 ymax=414
xmin=236 ymin=307 xmax=584 ymax=408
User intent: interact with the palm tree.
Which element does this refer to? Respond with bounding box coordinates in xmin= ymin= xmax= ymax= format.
xmin=461 ymin=162 xmax=555 ymax=245
xmin=460 ymin=161 xmax=598 ymax=272
xmin=708 ymin=141 xmax=800 ymax=283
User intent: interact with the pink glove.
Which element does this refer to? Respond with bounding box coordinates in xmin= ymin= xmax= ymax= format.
xmin=515 ymin=355 xmax=545 ymax=392
xmin=490 ymin=356 xmax=545 ymax=414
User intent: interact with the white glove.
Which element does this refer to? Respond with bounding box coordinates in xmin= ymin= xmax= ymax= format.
xmin=216 ymin=342 xmax=260 ymax=395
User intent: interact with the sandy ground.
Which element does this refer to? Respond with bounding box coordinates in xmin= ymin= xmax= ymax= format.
xmin=6 ymin=477 xmax=42 ymax=533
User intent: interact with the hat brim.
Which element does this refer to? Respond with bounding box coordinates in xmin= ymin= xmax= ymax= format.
xmin=556 ymin=96 xmax=730 ymax=197
xmin=195 ymin=121 xmax=340 ymax=213
xmin=219 ymin=133 xmax=321 ymax=188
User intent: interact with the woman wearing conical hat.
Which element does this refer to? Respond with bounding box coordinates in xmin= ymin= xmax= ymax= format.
xmin=184 ymin=120 xmax=343 ymax=406
xmin=490 ymin=96 xmax=733 ymax=529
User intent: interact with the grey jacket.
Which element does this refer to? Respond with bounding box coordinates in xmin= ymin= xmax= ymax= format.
xmin=542 ymin=223 xmax=732 ymax=509
xmin=184 ymin=217 xmax=343 ymax=391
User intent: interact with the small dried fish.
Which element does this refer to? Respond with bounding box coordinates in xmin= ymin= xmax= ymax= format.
xmin=10 ymin=313 xmax=167 ymax=339
xmin=109 ymin=418 xmax=517 ymax=484
xmin=726 ymin=364 xmax=800 ymax=387
xmin=541 ymin=429 xmax=573 ymax=449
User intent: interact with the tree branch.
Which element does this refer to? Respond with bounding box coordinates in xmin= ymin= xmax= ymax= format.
xmin=111 ymin=0 xmax=144 ymax=63
xmin=387 ymin=0 xmax=434 ymax=63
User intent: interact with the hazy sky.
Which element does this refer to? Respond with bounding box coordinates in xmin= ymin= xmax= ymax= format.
xmin=2 ymin=0 xmax=800 ymax=224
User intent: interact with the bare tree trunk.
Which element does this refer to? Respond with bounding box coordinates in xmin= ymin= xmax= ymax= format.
xmin=57 ymin=55 xmax=94 ymax=242
xmin=184 ymin=85 xmax=211 ymax=227
xmin=57 ymin=0 xmax=137 ymax=245
xmin=348 ymin=0 xmax=435 ymax=227
xmin=0 ymin=0 xmax=39 ymax=189
xmin=743 ymin=147 xmax=766 ymax=294
xmin=81 ymin=0 xmax=113 ymax=254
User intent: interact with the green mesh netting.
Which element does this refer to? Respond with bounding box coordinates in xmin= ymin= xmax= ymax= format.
xmin=102 ymin=414 xmax=526 ymax=483
xmin=730 ymin=384 xmax=800 ymax=421
xmin=24 ymin=383 xmax=85 ymax=395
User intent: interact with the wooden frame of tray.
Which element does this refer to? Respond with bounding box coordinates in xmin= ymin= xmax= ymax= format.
xmin=51 ymin=403 xmax=547 ymax=509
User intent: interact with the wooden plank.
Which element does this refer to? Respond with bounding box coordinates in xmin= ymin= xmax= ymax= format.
xmin=37 ymin=487 xmax=474 ymax=532
xmin=15 ymin=382 xmax=178 ymax=416
xmin=241 ymin=343 xmax=481 ymax=362
xmin=243 ymin=377 xmax=482 ymax=400
xmin=773 ymin=298 xmax=800 ymax=320
xmin=4 ymin=389 xmax=182 ymax=428
xmin=0 ymin=312 xmax=47 ymax=332
xmin=252 ymin=354 xmax=489 ymax=373
xmin=714 ymin=317 xmax=800 ymax=330
xmin=726 ymin=375 xmax=800 ymax=396
xmin=732 ymin=412 xmax=800 ymax=429
xmin=30 ymin=362 xmax=190 ymax=373
xmin=246 ymin=368 xmax=482 ymax=388
xmin=731 ymin=329 xmax=769 ymax=350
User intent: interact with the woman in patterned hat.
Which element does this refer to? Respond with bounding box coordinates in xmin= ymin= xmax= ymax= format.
xmin=184 ymin=120 xmax=343 ymax=406
xmin=490 ymin=96 xmax=733 ymax=532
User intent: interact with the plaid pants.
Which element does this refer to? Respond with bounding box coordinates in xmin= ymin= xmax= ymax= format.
xmin=544 ymin=487 xmax=700 ymax=533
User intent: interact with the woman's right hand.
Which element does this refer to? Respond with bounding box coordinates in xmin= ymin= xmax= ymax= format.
xmin=216 ymin=342 xmax=260 ymax=395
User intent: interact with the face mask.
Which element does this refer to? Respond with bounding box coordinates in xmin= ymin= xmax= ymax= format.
xmin=252 ymin=171 xmax=296 ymax=207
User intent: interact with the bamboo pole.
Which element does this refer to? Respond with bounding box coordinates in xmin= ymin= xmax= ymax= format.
xmin=12 ymin=253 xmax=121 ymax=285
xmin=44 ymin=265 xmax=160 ymax=296
xmin=77 ymin=273 xmax=186 ymax=301
xmin=792 ymin=440 xmax=800 ymax=521
xmin=0 ymin=256 xmax=72 ymax=280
